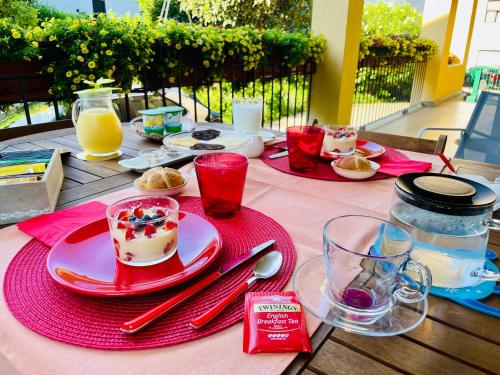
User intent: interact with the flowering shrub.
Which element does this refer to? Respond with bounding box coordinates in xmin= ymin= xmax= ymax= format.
xmin=36 ymin=13 xmax=152 ymax=103
xmin=1 ymin=14 xmax=325 ymax=104
xmin=359 ymin=35 xmax=437 ymax=63
xmin=0 ymin=19 xmax=42 ymax=62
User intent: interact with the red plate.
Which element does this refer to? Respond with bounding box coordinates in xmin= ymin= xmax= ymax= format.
xmin=320 ymin=139 xmax=386 ymax=160
xmin=47 ymin=212 xmax=222 ymax=297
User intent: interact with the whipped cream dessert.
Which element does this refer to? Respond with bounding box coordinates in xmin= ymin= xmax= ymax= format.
xmin=110 ymin=206 xmax=178 ymax=265
xmin=323 ymin=127 xmax=357 ymax=155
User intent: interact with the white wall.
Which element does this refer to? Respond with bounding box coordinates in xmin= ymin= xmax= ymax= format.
xmin=467 ymin=0 xmax=500 ymax=67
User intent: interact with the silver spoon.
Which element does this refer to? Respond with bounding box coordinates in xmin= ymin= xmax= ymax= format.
xmin=190 ymin=251 xmax=283 ymax=329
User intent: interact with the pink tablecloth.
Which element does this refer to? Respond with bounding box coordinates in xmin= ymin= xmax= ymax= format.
xmin=0 ymin=152 xmax=443 ymax=375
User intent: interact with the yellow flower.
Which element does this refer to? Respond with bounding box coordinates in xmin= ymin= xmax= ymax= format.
xmin=82 ymin=49 xmax=89 ymax=54
xmin=80 ymin=43 xmax=86 ymax=49
xmin=175 ymin=43 xmax=181 ymax=50
xmin=112 ymin=65 xmax=116 ymax=71
xmin=105 ymin=50 xmax=112 ymax=56
xmin=71 ymin=85 xmax=77 ymax=90
xmin=49 ymin=35 xmax=57 ymax=42
xmin=184 ymin=40 xmax=190 ymax=45
xmin=88 ymin=61 xmax=96 ymax=69
xmin=169 ymin=77 xmax=175 ymax=83
xmin=168 ymin=62 xmax=176 ymax=68
xmin=47 ymin=67 xmax=54 ymax=73
xmin=25 ymin=31 xmax=33 ymax=39
xmin=73 ymin=77 xmax=81 ymax=83
xmin=66 ymin=71 xmax=73 ymax=77
xmin=228 ymin=50 xmax=234 ymax=56
xmin=107 ymin=69 xmax=113 ymax=77
xmin=116 ymin=39 xmax=122 ymax=44
xmin=31 ymin=41 xmax=39 ymax=48
xmin=101 ymin=42 xmax=107 ymax=47
xmin=128 ymin=64 xmax=134 ymax=70
xmin=11 ymin=30 xmax=21 ymax=39
xmin=77 ymin=56 xmax=84 ymax=62
xmin=88 ymin=74 xmax=95 ymax=80
xmin=203 ymin=60 xmax=210 ymax=67
xmin=99 ymin=30 xmax=109 ymax=36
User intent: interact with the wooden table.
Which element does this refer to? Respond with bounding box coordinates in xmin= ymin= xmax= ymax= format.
xmin=1 ymin=128 xmax=499 ymax=375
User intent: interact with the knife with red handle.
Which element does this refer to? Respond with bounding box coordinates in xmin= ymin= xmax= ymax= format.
xmin=120 ymin=240 xmax=275 ymax=334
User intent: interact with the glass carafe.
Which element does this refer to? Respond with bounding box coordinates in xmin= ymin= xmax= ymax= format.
xmin=72 ymin=90 xmax=123 ymax=157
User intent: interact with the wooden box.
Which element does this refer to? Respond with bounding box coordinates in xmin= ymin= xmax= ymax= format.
xmin=0 ymin=149 xmax=64 ymax=224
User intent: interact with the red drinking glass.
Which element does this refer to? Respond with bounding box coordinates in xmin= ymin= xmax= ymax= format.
xmin=286 ymin=126 xmax=325 ymax=171
xmin=194 ymin=152 xmax=249 ymax=217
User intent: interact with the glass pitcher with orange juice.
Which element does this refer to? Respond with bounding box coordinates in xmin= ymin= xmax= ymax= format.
xmin=72 ymin=88 xmax=123 ymax=157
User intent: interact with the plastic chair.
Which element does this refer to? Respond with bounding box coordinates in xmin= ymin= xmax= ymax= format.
xmin=418 ymin=91 xmax=500 ymax=165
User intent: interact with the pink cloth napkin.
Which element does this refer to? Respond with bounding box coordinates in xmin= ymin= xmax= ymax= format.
xmin=17 ymin=201 xmax=108 ymax=247
xmin=377 ymin=154 xmax=432 ymax=176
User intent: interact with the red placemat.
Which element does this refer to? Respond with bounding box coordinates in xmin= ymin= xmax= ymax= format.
xmin=261 ymin=141 xmax=409 ymax=181
xmin=3 ymin=196 xmax=296 ymax=350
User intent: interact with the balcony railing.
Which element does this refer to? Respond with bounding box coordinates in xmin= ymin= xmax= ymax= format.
xmin=350 ymin=56 xmax=428 ymax=129
xmin=0 ymin=60 xmax=316 ymax=137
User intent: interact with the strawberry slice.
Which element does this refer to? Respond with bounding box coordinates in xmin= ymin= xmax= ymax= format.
xmin=125 ymin=227 xmax=136 ymax=241
xmin=133 ymin=206 xmax=144 ymax=218
xmin=144 ymin=223 xmax=157 ymax=238
xmin=178 ymin=212 xmax=186 ymax=220
xmin=117 ymin=210 xmax=130 ymax=221
xmin=155 ymin=209 xmax=166 ymax=216
xmin=165 ymin=220 xmax=177 ymax=230
xmin=117 ymin=221 xmax=128 ymax=229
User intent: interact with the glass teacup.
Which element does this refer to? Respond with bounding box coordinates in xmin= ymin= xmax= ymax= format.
xmin=322 ymin=215 xmax=431 ymax=324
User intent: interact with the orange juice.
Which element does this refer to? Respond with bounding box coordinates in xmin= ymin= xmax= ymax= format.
xmin=76 ymin=108 xmax=123 ymax=156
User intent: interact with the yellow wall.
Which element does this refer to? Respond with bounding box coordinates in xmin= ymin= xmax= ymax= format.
xmin=309 ymin=0 xmax=364 ymax=125
xmin=422 ymin=0 xmax=479 ymax=104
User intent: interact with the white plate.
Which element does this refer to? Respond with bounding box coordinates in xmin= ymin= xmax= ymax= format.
xmin=133 ymin=173 xmax=189 ymax=196
xmin=163 ymin=129 xmax=252 ymax=155
xmin=118 ymin=153 xmax=194 ymax=172
xmin=331 ymin=160 xmax=380 ymax=180
xmin=260 ymin=130 xmax=276 ymax=143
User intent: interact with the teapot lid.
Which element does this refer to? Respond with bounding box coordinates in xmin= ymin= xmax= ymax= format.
xmin=395 ymin=173 xmax=496 ymax=216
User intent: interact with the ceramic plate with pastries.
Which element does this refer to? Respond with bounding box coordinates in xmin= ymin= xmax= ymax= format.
xmin=134 ymin=166 xmax=188 ymax=196
xmin=331 ymin=155 xmax=380 ymax=180
xmin=163 ymin=128 xmax=251 ymax=155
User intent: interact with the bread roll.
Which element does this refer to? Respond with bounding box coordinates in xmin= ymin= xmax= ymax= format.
xmin=138 ymin=167 xmax=185 ymax=189
xmin=336 ymin=155 xmax=372 ymax=171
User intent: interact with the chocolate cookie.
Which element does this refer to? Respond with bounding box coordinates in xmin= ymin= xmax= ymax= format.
xmin=190 ymin=143 xmax=225 ymax=150
xmin=192 ymin=129 xmax=221 ymax=141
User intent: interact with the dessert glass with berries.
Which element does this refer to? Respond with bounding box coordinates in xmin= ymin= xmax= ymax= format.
xmin=106 ymin=196 xmax=179 ymax=266
xmin=322 ymin=126 xmax=358 ymax=156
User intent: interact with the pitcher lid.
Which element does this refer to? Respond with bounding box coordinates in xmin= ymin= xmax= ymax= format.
xmin=395 ymin=173 xmax=496 ymax=216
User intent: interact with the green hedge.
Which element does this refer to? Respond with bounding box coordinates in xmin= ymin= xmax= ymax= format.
xmin=1 ymin=14 xmax=326 ymax=104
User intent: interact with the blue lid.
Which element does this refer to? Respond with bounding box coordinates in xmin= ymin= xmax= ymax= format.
xmin=138 ymin=108 xmax=168 ymax=116
xmin=163 ymin=106 xmax=184 ymax=113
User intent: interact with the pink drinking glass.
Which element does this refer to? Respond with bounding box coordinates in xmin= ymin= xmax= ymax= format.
xmin=194 ymin=152 xmax=249 ymax=217
xmin=286 ymin=126 xmax=325 ymax=171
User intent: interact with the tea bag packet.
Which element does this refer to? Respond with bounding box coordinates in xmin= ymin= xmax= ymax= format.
xmin=243 ymin=291 xmax=312 ymax=354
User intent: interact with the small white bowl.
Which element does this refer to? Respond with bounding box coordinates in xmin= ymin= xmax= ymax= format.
xmin=331 ymin=160 xmax=380 ymax=180
xmin=133 ymin=173 xmax=189 ymax=196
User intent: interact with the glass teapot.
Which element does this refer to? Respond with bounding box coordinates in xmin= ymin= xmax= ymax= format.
xmin=72 ymin=88 xmax=123 ymax=157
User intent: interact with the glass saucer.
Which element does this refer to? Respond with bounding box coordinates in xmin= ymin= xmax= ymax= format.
xmin=293 ymin=255 xmax=428 ymax=336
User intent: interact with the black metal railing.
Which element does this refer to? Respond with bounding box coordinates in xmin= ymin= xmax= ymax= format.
xmin=351 ymin=57 xmax=428 ymax=128
xmin=0 ymin=72 xmax=60 ymax=127
xmin=0 ymin=60 xmax=315 ymax=134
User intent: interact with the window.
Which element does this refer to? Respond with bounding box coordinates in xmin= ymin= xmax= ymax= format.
xmin=485 ymin=0 xmax=500 ymax=23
